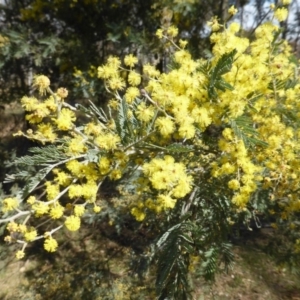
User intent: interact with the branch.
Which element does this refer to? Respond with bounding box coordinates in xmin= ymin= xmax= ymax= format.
xmin=0 ymin=210 xmax=31 ymax=224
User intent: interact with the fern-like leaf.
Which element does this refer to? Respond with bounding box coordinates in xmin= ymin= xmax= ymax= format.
xmin=166 ymin=143 xmax=194 ymax=153
xmin=201 ymin=246 xmax=218 ymax=281
xmin=4 ymin=145 xmax=84 ymax=198
xmin=230 ymin=116 xmax=268 ymax=147
xmin=88 ymin=100 xmax=109 ymax=124
xmin=6 ymin=145 xmax=68 ymax=167
xmin=156 ymin=222 xmax=195 ymax=299
xmin=208 ymin=49 xmax=237 ymax=98
xmin=115 ymin=98 xmax=127 ymax=141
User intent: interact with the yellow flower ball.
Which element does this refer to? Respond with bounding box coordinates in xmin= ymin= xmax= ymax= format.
xmin=44 ymin=237 xmax=58 ymax=252
xmin=16 ymin=250 xmax=25 ymax=260
xmin=33 ymin=75 xmax=50 ymax=95
xmin=65 ymin=215 xmax=81 ymax=231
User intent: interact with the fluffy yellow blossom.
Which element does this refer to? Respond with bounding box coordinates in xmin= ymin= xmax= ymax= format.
xmin=274 ymin=7 xmax=288 ymax=22
xmin=179 ymin=39 xmax=188 ymax=48
xmin=219 ymin=162 xmax=236 ymax=175
xmin=93 ymin=205 xmax=101 ymax=213
xmin=222 ymin=128 xmax=234 ymax=141
xmin=65 ymin=215 xmax=81 ymax=231
xmin=156 ymin=29 xmax=164 ymax=39
xmin=232 ymin=193 xmax=249 ymax=208
xmin=228 ymin=179 xmax=240 ymax=190
xmin=66 ymin=160 xmax=83 ymax=177
xmin=124 ymin=54 xmax=138 ymax=68
xmin=228 ymin=22 xmax=240 ymax=34
xmin=45 ymin=181 xmax=60 ymax=200
xmin=124 ymin=87 xmax=140 ymax=103
xmin=107 ymin=56 xmax=121 ymax=68
xmin=82 ymin=181 xmax=98 ymax=201
xmin=44 ymin=96 xmax=57 ymax=112
xmin=84 ymin=122 xmax=102 ymax=136
xmin=67 ymin=136 xmax=87 ymax=155
xmin=174 ymin=50 xmax=191 ymax=64
xmin=172 ymin=177 xmax=193 ymax=198
xmin=131 ymin=207 xmax=146 ymax=221
xmin=33 ymin=75 xmax=50 ymax=95
xmin=21 ymin=96 xmax=39 ymax=111
xmin=158 ymin=194 xmax=177 ymax=209
xmin=2 ymin=197 xmax=19 ymax=213
xmin=191 ymin=107 xmax=212 ymax=129
xmin=25 ymin=104 xmax=51 ymax=123
xmin=97 ymin=65 xmax=116 ymax=79
xmin=74 ymin=205 xmax=85 ymax=217
xmin=228 ymin=5 xmax=238 ymax=15
xmin=108 ymin=76 xmax=125 ymax=91
xmin=167 ymin=26 xmax=178 ymax=37
xmin=143 ymin=64 xmax=160 ymax=77
xmin=7 ymin=222 xmax=18 ymax=232
xmin=54 ymin=170 xmax=70 ymax=186
xmin=207 ymin=17 xmax=221 ymax=31
xmin=155 ymin=117 xmax=175 ymax=137
xmin=32 ymin=202 xmax=49 ymax=216
xmin=115 ymin=151 xmax=129 ymax=165
xmin=98 ymin=156 xmax=111 ymax=174
xmin=136 ymin=102 xmax=155 ymax=123
xmin=4 ymin=236 xmax=12 ymax=243
xmin=24 ymin=228 xmax=38 ymax=242
xmin=143 ymin=156 xmax=192 ymax=202
xmin=37 ymin=123 xmax=57 ymax=142
xmin=83 ymin=163 xmax=99 ymax=181
xmin=128 ymin=71 xmax=141 ymax=86
xmin=56 ymin=87 xmax=68 ymax=99
xmin=44 ymin=237 xmax=58 ymax=252
xmin=68 ymin=184 xmax=83 ymax=198
xmin=94 ymin=133 xmax=120 ymax=150
xmin=178 ymin=122 xmax=196 ymax=139
xmin=282 ymin=0 xmax=291 ymax=5
xmin=53 ymin=108 xmax=76 ymax=130
xmin=49 ymin=203 xmax=64 ymax=219
xmin=18 ymin=224 xmax=27 ymax=233
xmin=109 ymin=169 xmax=122 ymax=180
xmin=16 ymin=250 xmax=25 ymax=260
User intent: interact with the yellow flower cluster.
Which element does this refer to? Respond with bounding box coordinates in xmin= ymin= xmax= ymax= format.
xmin=44 ymin=237 xmax=58 ymax=252
xmin=143 ymin=156 xmax=192 ymax=198
xmin=1 ymin=197 xmax=19 ymax=213
xmin=15 ymin=83 xmax=76 ymax=144
xmin=131 ymin=156 xmax=193 ymax=220
xmin=3 ymin=5 xmax=300 ymax=258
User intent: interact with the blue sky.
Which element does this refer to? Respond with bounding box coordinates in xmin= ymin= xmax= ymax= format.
xmin=235 ymin=0 xmax=299 ymax=38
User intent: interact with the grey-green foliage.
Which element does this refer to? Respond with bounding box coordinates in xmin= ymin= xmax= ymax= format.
xmin=155 ymin=221 xmax=234 ymax=299
xmin=199 ymin=49 xmax=237 ymax=99
xmin=154 ymin=191 xmax=235 ymax=299
xmin=0 ymin=30 xmax=61 ymax=67
xmin=115 ymin=97 xmax=158 ymax=147
xmin=230 ymin=116 xmax=268 ymax=148
xmin=4 ymin=145 xmax=70 ymax=197
xmin=155 ymin=222 xmax=194 ymax=300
